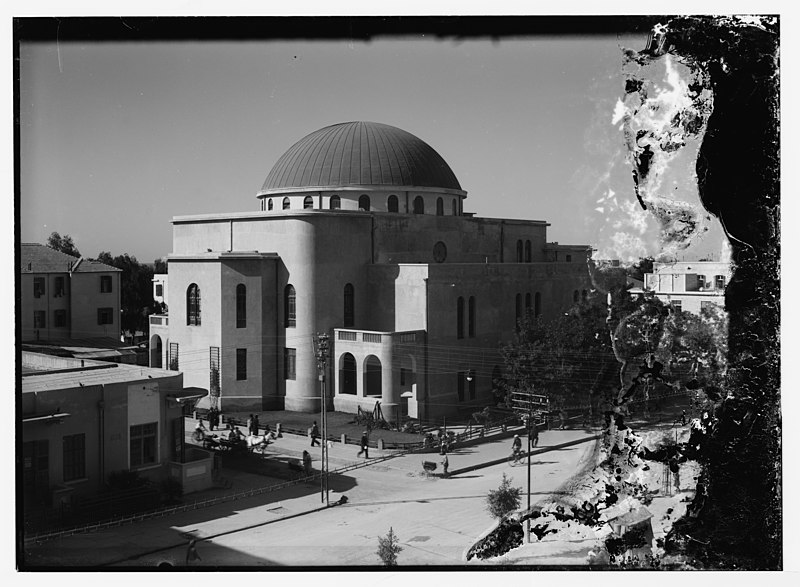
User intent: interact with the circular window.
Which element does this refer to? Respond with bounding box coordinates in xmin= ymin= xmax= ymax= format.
xmin=433 ymin=241 xmax=447 ymax=263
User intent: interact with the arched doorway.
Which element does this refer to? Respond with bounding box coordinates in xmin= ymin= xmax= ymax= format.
xmin=339 ymin=353 xmax=357 ymax=395
xmin=364 ymin=355 xmax=382 ymax=397
xmin=150 ymin=335 xmax=163 ymax=368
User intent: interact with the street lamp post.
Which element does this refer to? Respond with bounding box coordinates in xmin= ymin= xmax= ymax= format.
xmin=315 ymin=333 xmax=330 ymax=506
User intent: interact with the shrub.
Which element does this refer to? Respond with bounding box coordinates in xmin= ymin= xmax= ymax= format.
xmin=160 ymin=477 xmax=183 ymax=504
xmin=486 ymin=473 xmax=522 ymax=519
xmin=376 ymin=527 xmax=403 ymax=566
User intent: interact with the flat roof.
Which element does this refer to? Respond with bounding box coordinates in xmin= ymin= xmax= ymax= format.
xmin=22 ymin=362 xmax=180 ymax=394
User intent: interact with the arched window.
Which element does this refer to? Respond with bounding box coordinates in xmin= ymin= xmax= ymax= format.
xmin=285 ymin=284 xmax=296 ymax=328
xmin=516 ymin=240 xmax=524 ymax=262
xmin=236 ymin=284 xmax=246 ymax=328
xmin=525 ymin=240 xmax=532 ymax=263
xmin=186 ymin=283 xmax=201 ymax=326
xmin=330 ymin=195 xmax=341 ymax=210
xmin=515 ymin=293 xmax=522 ymax=327
xmin=343 ymin=283 xmax=354 ymax=327
xmin=436 ymin=197 xmax=444 ymax=216
xmin=452 ymin=199 xmax=457 ymax=215
xmin=282 ymin=197 xmax=290 ymax=210
xmin=456 ymin=296 xmax=464 ymax=339
xmin=387 ymin=195 xmax=398 ymax=213
xmin=468 ymin=296 xmax=476 ymax=338
xmin=573 ymin=290 xmax=579 ymax=303
xmin=358 ymin=195 xmax=370 ymax=211
xmin=413 ymin=196 xmax=424 ymax=214
xmin=534 ymin=292 xmax=541 ymax=317
xmin=303 ymin=196 xmax=314 ymax=209
xmin=268 ymin=198 xmax=273 ymax=211
xmin=525 ymin=293 xmax=532 ymax=315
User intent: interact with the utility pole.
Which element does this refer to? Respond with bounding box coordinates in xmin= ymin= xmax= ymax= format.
xmin=527 ymin=400 xmax=532 ymax=543
xmin=511 ymin=390 xmax=547 ymax=543
xmin=315 ymin=333 xmax=330 ymax=506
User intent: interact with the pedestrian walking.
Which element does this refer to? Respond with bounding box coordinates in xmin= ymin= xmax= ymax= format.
xmin=441 ymin=454 xmax=449 ymax=476
xmin=531 ymin=424 xmax=539 ymax=447
xmin=302 ymin=450 xmax=313 ymax=475
xmin=310 ymin=421 xmax=321 ymax=447
xmin=357 ymin=431 xmax=369 ymax=458
xmin=252 ymin=414 xmax=260 ymax=436
xmin=681 ymin=410 xmax=687 ymax=426
xmin=246 ymin=414 xmax=253 ymax=435
xmin=185 ymin=539 xmax=201 ymax=566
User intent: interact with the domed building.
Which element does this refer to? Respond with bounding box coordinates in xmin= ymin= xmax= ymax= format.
xmin=151 ymin=121 xmax=591 ymax=420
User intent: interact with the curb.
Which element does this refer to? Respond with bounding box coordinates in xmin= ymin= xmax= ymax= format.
xmin=447 ymin=433 xmax=602 ymax=477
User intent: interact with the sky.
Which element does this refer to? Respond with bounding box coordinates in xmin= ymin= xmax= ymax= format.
xmin=18 ymin=22 xmax=728 ymax=264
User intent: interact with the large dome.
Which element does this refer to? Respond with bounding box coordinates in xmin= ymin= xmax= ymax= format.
xmin=259 ymin=121 xmax=462 ymax=195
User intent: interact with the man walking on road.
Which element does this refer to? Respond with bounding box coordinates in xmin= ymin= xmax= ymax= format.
xmin=185 ymin=539 xmax=201 ymax=566
xmin=357 ymin=431 xmax=369 ymax=458
xmin=310 ymin=421 xmax=321 ymax=447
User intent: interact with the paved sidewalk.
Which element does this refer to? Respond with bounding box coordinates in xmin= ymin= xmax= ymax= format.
xmin=22 ymin=425 xmax=598 ymax=568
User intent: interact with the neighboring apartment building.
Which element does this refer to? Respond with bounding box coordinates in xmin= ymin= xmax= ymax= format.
xmin=153 ymin=273 xmax=168 ymax=307
xmin=20 ymin=243 xmax=122 ymax=342
xmin=150 ymin=121 xmax=593 ymax=420
xmin=641 ymin=260 xmax=732 ymax=314
xmin=21 ymin=352 xmax=209 ymax=514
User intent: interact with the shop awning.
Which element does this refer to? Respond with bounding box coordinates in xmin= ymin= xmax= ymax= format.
xmin=167 ymin=388 xmax=208 ymax=404
xmin=22 ymin=412 xmax=71 ymax=424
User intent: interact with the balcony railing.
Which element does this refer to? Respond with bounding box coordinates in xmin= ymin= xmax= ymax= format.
xmin=149 ymin=314 xmax=169 ymax=327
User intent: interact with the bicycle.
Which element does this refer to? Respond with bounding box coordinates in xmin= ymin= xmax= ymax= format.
xmin=508 ymin=449 xmax=523 ymax=467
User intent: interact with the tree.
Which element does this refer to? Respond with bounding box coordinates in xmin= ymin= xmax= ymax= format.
xmin=500 ymin=295 xmax=619 ymax=420
xmin=46 ymin=231 xmax=81 ymax=257
xmin=376 ymin=527 xmax=403 ymax=566
xmin=95 ymin=251 xmax=156 ymax=339
xmin=628 ymin=256 xmax=655 ymax=282
xmin=486 ymin=473 xmax=522 ymax=519
xmin=153 ymin=258 xmax=168 ymax=274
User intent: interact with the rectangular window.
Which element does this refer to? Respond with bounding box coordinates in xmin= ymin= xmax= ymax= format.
xmin=209 ymin=346 xmax=220 ymax=394
xmin=33 ymin=310 xmax=46 ymax=328
xmin=63 ymin=433 xmax=86 ymax=482
xmin=130 ymin=422 xmax=158 ymax=468
xmin=672 ymin=300 xmax=682 ymax=313
xmin=715 ymin=275 xmax=726 ymax=289
xmin=469 ymin=377 xmax=476 ymax=400
xmin=697 ymin=275 xmax=706 ymax=288
xmin=457 ymin=371 xmax=465 ymax=402
xmin=97 ymin=307 xmax=114 ymax=325
xmin=54 ymin=309 xmax=67 ymax=328
xmin=100 ymin=275 xmax=113 ymax=293
xmin=566 ymin=254 xmax=572 ymax=262
xmin=155 ymin=284 xmax=163 ymax=297
xmin=54 ymin=276 xmax=66 ymax=297
xmin=169 ymin=342 xmax=179 ymax=371
xmin=285 ymin=348 xmax=296 ymax=380
xmin=400 ymin=368 xmax=406 ymax=386
xmin=236 ymin=348 xmax=247 ymax=380
xmin=33 ymin=277 xmax=45 ymax=298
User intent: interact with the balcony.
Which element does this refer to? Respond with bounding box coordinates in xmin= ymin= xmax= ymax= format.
xmin=149 ymin=314 xmax=169 ymax=327
xmin=335 ymin=329 xmax=421 ymax=345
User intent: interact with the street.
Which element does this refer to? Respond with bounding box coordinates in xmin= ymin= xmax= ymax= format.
xmin=24 ymin=427 xmax=597 ymax=568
